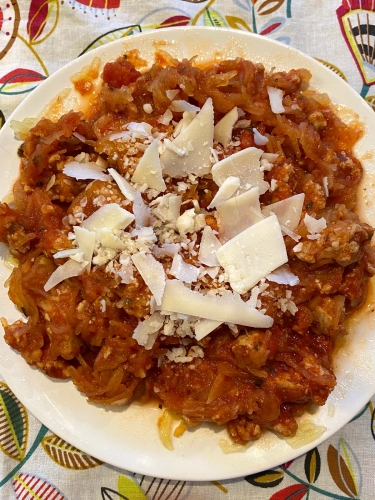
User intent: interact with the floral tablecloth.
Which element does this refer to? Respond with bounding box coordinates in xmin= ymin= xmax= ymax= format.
xmin=1 ymin=0 xmax=375 ymax=498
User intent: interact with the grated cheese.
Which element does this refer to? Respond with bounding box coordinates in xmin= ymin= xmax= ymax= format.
xmin=132 ymin=312 xmax=164 ymax=350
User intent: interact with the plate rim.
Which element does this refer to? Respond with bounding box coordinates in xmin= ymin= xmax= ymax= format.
xmin=0 ymin=26 xmax=375 ymax=481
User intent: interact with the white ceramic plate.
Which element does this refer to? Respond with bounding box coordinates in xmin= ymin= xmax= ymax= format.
xmin=1 ymin=27 xmax=375 ymax=481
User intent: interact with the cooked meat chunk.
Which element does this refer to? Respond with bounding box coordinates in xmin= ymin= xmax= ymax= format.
xmin=294 ymin=219 xmax=373 ymax=266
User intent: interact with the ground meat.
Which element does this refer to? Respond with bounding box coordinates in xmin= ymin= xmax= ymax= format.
xmin=294 ymin=219 xmax=373 ymax=266
xmin=102 ymin=58 xmax=141 ymax=88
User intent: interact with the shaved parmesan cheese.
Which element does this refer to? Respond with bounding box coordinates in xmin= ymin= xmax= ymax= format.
xmin=131 ymin=251 xmax=166 ymax=305
xmin=211 ymin=147 xmax=269 ymax=195
xmin=266 ymin=264 xmax=299 ymax=286
xmin=158 ymin=109 xmax=173 ymax=126
xmin=95 ymin=156 xmax=108 ymax=169
xmin=74 ymin=226 xmax=96 ymax=270
xmin=166 ymin=89 xmax=180 ymax=101
xmin=53 ymin=249 xmax=80 ymax=259
xmin=198 ymin=226 xmax=221 ymax=266
xmin=133 ymin=191 xmax=152 ymax=229
xmin=206 ymin=266 xmax=219 ymax=279
xmin=216 ymin=187 xmax=263 ymax=243
xmin=262 ymin=152 xmax=279 ymax=162
xmin=63 ymin=161 xmax=110 ymax=181
xmin=96 ymin=228 xmax=125 ymax=250
xmin=170 ymin=254 xmax=200 ymax=283
xmin=108 ymin=131 xmax=131 ymax=142
xmin=108 ymin=168 xmax=136 ymax=201
xmin=127 ymin=122 xmax=153 ymax=139
xmin=163 ymin=139 xmax=187 ymax=156
xmin=207 ymin=176 xmax=240 ymax=209
xmin=44 ymin=259 xmax=87 ymax=292
xmin=161 ymin=280 xmax=273 ymax=328
xmin=267 ymin=86 xmax=285 ymax=114
xmin=173 ymin=111 xmax=197 ymax=138
xmin=293 ymin=242 xmax=303 ymax=253
xmin=151 ymin=194 xmax=182 ymax=222
xmin=131 ymin=139 xmax=166 ymax=192
xmin=234 ymin=119 xmax=251 ymax=129
xmin=161 ymin=98 xmax=214 ymax=177
xmin=133 ymin=312 xmax=164 ymax=350
xmin=170 ymin=101 xmax=200 ymax=112
xmin=304 ymin=213 xmax=327 ymax=234
xmin=322 ymin=177 xmax=329 ymax=197
xmin=216 ymin=214 xmax=288 ymax=294
xmin=262 ymin=193 xmax=305 ymax=231
xmin=214 ymin=107 xmax=238 ymax=148
xmin=82 ymin=204 xmax=135 ymax=232
xmin=253 ymin=128 xmax=268 ymax=146
xmin=195 ymin=318 xmax=222 ymax=341
xmin=153 ymin=243 xmax=180 ymax=258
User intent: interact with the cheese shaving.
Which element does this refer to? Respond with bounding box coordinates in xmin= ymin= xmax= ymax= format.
xmin=267 ymin=86 xmax=285 ymax=114
xmin=170 ymin=101 xmax=200 ymax=112
xmin=132 ymin=139 xmax=166 ymax=192
xmin=74 ymin=226 xmax=96 ymax=271
xmin=198 ymin=226 xmax=221 ymax=266
xmin=44 ymin=259 xmax=87 ymax=292
xmin=207 ymin=176 xmax=240 ymax=209
xmin=304 ymin=213 xmax=327 ymax=234
xmin=108 ymin=168 xmax=136 ymax=201
xmin=170 ymin=254 xmax=200 ymax=283
xmin=131 ymin=251 xmax=166 ymax=305
xmin=195 ymin=318 xmax=222 ymax=341
xmin=63 ymin=161 xmax=110 ymax=181
xmin=82 ymin=204 xmax=135 ymax=232
xmin=253 ymin=128 xmax=268 ymax=146
xmin=133 ymin=191 xmax=152 ymax=229
xmin=214 ymin=107 xmax=238 ymax=148
xmin=216 ymin=214 xmax=288 ymax=294
xmin=161 ymin=280 xmax=273 ymax=328
xmin=266 ymin=264 xmax=299 ymax=286
xmin=212 ymin=147 xmax=269 ymax=195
